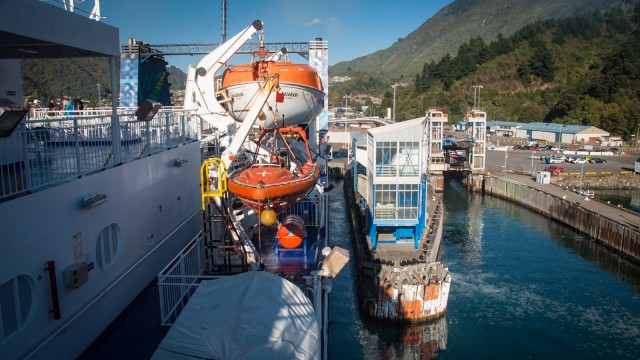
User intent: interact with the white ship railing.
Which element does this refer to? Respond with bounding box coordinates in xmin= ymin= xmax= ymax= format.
xmin=157 ymin=232 xmax=223 ymax=326
xmin=0 ymin=109 xmax=197 ymax=201
xmin=28 ymin=107 xmax=138 ymax=120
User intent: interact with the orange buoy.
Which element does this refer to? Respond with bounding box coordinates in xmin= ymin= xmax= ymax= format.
xmin=276 ymin=215 xmax=306 ymax=249
xmin=260 ymin=207 xmax=277 ymax=226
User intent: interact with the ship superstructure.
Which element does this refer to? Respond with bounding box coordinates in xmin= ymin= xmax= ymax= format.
xmin=0 ymin=1 xmax=202 ymax=359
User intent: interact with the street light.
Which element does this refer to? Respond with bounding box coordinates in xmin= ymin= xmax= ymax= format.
xmin=530 ymin=150 xmax=534 ymax=176
xmin=391 ymin=84 xmax=398 ymax=122
xmin=579 ymin=160 xmax=584 ymax=196
xmin=503 ymin=150 xmax=508 ymax=177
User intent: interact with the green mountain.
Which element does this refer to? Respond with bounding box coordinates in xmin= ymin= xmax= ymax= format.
xmin=387 ymin=5 xmax=640 ymax=138
xmin=21 ymin=58 xmax=187 ymax=105
xmin=330 ymin=0 xmax=627 ymax=78
xmin=167 ymin=65 xmax=186 ymax=91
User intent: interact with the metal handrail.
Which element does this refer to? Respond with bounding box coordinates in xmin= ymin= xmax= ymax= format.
xmin=1 ymin=109 xmax=197 ymax=201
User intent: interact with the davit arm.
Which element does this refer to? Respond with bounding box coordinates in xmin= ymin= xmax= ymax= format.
xmin=184 ymin=20 xmax=263 ymax=130
xmin=221 ymin=74 xmax=280 ymax=168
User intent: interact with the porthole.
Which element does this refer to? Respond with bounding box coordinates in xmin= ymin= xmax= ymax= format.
xmin=96 ymin=223 xmax=121 ymax=269
xmin=0 ymin=275 xmax=35 ymax=344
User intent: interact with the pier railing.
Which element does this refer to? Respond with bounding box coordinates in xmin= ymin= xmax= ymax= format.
xmin=0 ymin=109 xmax=197 ymax=201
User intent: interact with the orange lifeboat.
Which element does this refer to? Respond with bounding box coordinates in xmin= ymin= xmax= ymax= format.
xmin=227 ymin=126 xmax=320 ymax=216
xmin=220 ymin=61 xmax=324 ymax=127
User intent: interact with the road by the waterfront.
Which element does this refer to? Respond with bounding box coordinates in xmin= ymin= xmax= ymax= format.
xmin=486 ymin=149 xmax=638 ymax=174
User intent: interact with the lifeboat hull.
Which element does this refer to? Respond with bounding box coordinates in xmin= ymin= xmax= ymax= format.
xmin=221 ymin=61 xmax=324 ymax=127
xmin=228 ymin=162 xmax=320 ymax=215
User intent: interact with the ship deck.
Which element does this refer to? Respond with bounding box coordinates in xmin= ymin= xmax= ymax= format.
xmin=253 ymin=210 xmax=325 ymax=276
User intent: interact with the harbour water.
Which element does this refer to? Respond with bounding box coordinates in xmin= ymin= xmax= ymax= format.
xmin=328 ymin=179 xmax=640 ymax=359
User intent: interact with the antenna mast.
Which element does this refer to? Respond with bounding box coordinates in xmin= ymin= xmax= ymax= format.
xmin=221 ymin=0 xmax=227 ymax=42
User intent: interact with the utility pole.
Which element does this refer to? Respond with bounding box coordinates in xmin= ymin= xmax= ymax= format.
xmin=392 ymin=84 xmax=398 ymax=122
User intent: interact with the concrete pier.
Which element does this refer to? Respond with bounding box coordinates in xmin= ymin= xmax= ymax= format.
xmin=485 ymin=174 xmax=640 ymax=262
xmin=344 ymin=172 xmax=450 ymax=323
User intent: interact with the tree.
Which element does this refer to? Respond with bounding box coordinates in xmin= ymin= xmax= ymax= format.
xmin=528 ymin=37 xmax=555 ymax=82
xmin=552 ymin=28 xmax=566 ymax=46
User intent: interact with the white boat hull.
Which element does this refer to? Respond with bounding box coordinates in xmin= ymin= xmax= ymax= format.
xmin=223 ymin=82 xmax=324 ymax=127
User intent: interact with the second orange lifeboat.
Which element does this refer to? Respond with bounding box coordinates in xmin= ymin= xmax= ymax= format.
xmin=220 ymin=61 xmax=324 ymax=127
xmin=227 ymin=126 xmax=320 ymax=216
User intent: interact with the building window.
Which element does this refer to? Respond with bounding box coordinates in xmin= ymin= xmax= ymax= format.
xmin=374 ymin=184 xmax=419 ymax=220
xmin=374 ymin=184 xmax=397 ymax=219
xmin=96 ymin=223 xmax=121 ymax=269
xmin=397 ymin=184 xmax=419 ymax=219
xmin=0 ymin=275 xmax=34 ymax=344
xmin=375 ymin=141 xmax=397 ymax=177
xmin=398 ymin=142 xmax=419 ymax=177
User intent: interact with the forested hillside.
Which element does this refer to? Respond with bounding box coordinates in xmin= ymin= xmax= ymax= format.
xmin=352 ymin=5 xmax=640 ymax=138
xmin=21 ymin=59 xmax=186 ymax=105
xmin=330 ymin=0 xmax=626 ymax=77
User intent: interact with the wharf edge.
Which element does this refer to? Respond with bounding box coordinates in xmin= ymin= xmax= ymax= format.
xmin=484 ymin=174 xmax=640 ymax=262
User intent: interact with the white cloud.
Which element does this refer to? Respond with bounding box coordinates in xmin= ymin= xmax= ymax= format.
xmin=305 ymin=18 xmax=322 ymax=26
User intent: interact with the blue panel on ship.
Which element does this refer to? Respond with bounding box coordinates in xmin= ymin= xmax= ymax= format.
xmin=119 ymin=54 xmax=173 ymax=107
xmin=119 ymin=55 xmax=138 ymax=108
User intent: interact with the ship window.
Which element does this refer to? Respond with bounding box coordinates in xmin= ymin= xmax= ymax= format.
xmin=96 ymin=223 xmax=121 ymax=269
xmin=0 ymin=275 xmax=34 ymax=344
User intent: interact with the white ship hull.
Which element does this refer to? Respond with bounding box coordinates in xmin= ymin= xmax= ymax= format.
xmin=0 ymin=142 xmax=201 ymax=359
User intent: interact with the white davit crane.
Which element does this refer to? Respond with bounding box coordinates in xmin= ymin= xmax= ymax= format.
xmin=184 ymin=20 xmax=280 ymax=167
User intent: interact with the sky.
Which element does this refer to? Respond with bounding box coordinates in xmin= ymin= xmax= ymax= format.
xmin=84 ymin=0 xmax=453 ymax=71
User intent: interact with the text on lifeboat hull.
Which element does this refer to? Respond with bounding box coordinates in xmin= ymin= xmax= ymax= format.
xmin=221 ymin=61 xmax=324 ymax=127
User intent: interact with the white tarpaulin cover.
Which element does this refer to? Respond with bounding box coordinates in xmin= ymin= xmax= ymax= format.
xmin=151 ymin=271 xmax=319 ymax=360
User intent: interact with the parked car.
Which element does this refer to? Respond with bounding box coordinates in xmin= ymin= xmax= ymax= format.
xmin=568 ymin=156 xmax=586 ymax=164
xmin=573 ymin=157 xmax=588 ymax=164
xmin=548 ymin=156 xmax=565 ymax=164
xmin=544 ymin=165 xmax=565 ymax=174
xmin=449 ymin=155 xmax=467 ymax=166
xmin=538 ymin=145 xmax=549 ymax=151
xmin=529 ymin=145 xmax=538 ymax=151
xmin=521 ymin=145 xmax=530 ymax=150
xmin=512 ymin=145 xmax=522 ymax=150
xmin=589 ymin=157 xmax=607 ymax=163
xmin=550 ymin=146 xmax=560 ymax=151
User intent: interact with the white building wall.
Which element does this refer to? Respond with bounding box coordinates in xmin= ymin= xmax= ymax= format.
xmin=531 ymin=131 xmax=556 ymax=142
